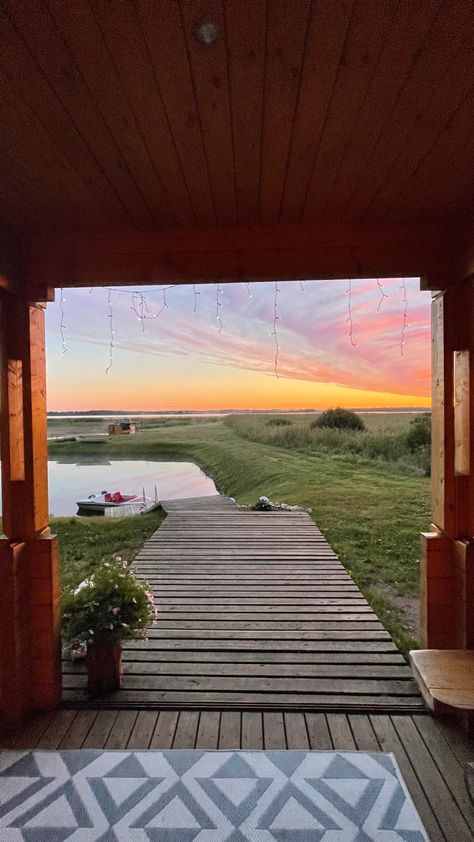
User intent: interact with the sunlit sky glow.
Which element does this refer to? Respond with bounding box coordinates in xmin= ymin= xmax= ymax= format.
xmin=45 ymin=278 xmax=431 ymax=411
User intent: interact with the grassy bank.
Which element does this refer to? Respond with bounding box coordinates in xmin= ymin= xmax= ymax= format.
xmin=49 ymin=418 xmax=430 ymax=655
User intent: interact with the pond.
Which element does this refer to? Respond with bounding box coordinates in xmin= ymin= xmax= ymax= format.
xmin=41 ymin=459 xmax=218 ymax=516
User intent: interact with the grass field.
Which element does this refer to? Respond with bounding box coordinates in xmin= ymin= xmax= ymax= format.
xmin=49 ymin=414 xmax=430 ymax=656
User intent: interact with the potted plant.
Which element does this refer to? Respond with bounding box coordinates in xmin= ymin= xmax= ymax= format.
xmin=62 ymin=557 xmax=157 ymax=697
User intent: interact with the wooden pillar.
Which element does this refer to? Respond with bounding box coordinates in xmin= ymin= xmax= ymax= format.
xmin=0 ymin=291 xmax=61 ymax=727
xmin=422 ymin=279 xmax=474 ymax=648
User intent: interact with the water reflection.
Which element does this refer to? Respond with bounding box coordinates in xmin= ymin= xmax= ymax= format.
xmin=44 ymin=459 xmax=217 ymax=516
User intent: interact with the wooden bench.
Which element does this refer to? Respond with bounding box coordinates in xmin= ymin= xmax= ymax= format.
xmin=410 ymin=650 xmax=474 ymax=713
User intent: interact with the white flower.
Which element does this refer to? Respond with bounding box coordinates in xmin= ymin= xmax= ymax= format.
xmin=73 ymin=578 xmax=92 ymax=595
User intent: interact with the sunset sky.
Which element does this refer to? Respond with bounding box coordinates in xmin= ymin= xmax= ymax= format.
xmin=45 ymin=277 xmax=431 ymax=412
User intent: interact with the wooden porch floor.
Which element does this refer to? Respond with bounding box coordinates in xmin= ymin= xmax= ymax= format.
xmin=63 ymin=496 xmax=422 ymax=711
xmin=1 ymin=708 xmax=473 ymax=841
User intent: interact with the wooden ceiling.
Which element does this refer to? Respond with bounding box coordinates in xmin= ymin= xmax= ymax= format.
xmin=1 ymin=0 xmax=474 ymax=239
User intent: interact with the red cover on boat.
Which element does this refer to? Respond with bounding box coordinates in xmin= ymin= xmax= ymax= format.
xmin=104 ymin=491 xmax=123 ymax=503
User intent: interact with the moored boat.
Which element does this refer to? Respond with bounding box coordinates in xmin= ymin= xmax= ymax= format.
xmin=76 ymin=490 xmax=153 ymax=514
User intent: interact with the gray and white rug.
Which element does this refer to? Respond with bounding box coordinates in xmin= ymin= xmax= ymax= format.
xmin=0 ymin=749 xmax=428 ymax=840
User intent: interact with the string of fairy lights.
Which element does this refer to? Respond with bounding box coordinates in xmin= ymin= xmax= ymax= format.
xmin=58 ymin=278 xmax=410 ymax=376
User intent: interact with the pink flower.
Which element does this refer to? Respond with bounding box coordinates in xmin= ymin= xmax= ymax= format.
xmin=112 ymin=607 xmax=120 ymax=615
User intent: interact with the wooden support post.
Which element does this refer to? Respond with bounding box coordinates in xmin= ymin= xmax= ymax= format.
xmin=0 ymin=291 xmax=61 ymax=727
xmin=424 ymin=279 xmax=474 ymax=650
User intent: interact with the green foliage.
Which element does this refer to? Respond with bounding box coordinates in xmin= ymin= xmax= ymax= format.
xmin=61 ymin=557 xmax=156 ymax=650
xmin=311 ymin=407 xmax=365 ymax=432
xmin=267 ymin=417 xmax=292 ymax=427
xmin=406 ymin=413 xmax=431 ymax=452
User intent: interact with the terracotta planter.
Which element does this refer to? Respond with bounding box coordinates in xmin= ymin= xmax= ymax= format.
xmin=86 ymin=637 xmax=122 ymax=696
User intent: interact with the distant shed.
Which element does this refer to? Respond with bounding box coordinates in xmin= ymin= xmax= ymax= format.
xmin=107 ymin=419 xmax=136 ymax=436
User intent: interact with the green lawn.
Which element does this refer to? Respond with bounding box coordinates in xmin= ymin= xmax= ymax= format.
xmin=49 ymin=418 xmax=430 ymax=655
xmin=53 ymin=509 xmax=165 ymax=593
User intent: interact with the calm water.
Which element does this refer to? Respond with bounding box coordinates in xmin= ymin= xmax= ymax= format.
xmin=44 ymin=459 xmax=218 ymax=516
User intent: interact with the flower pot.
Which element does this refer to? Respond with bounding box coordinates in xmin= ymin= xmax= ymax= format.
xmin=86 ymin=637 xmax=122 ymax=696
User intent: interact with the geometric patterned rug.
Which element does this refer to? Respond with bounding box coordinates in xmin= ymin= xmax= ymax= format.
xmin=0 ymin=749 xmax=428 ymax=841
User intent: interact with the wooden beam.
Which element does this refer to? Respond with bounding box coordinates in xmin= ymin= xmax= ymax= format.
xmin=454 ymin=350 xmax=470 ymax=476
xmin=21 ymin=221 xmax=453 ymax=291
xmin=0 ymin=225 xmax=21 ymax=293
xmin=0 ymin=290 xmax=61 ymax=723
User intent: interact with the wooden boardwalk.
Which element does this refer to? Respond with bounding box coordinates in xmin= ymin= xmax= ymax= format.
xmin=63 ymin=496 xmax=422 ymax=711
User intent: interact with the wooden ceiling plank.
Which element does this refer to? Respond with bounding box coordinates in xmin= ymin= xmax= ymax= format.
xmin=302 ymin=0 xmax=398 ymax=224
xmin=368 ymin=36 xmax=474 ymax=221
xmin=3 ymin=0 xmax=160 ymax=229
xmin=279 ymin=0 xmax=355 ymax=224
xmin=0 ymin=7 xmax=133 ymax=230
xmin=387 ymin=86 xmax=474 ymax=223
xmin=45 ymin=0 xmax=172 ymax=227
xmin=259 ymin=0 xmax=312 ymax=224
xmin=0 ymin=152 xmax=63 ymax=233
xmin=178 ymin=0 xmax=237 ymax=226
xmin=345 ymin=2 xmax=474 ymax=222
xmin=323 ymin=0 xmax=444 ymax=222
xmin=224 ymin=0 xmax=266 ymax=226
xmin=0 ymin=178 xmax=39 ymax=234
xmin=0 ymin=75 xmax=108 ymax=230
xmin=89 ymin=0 xmax=195 ymax=228
xmin=135 ymin=0 xmax=216 ymax=226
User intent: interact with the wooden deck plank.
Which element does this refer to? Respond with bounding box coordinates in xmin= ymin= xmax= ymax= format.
xmin=284 ymin=712 xmax=310 ymax=749
xmin=391 ymin=715 xmax=473 ymax=842
xmin=412 ymin=714 xmax=474 ymax=826
xmin=59 ymin=710 xmax=96 ymax=749
xmin=127 ymin=711 xmax=159 ymax=749
xmin=35 ymin=710 xmax=77 ymax=749
xmin=326 ymin=714 xmax=356 ymax=750
xmin=348 ymin=714 xmax=379 ymax=752
xmin=172 ymin=711 xmax=199 ymax=748
xmin=219 ymin=711 xmax=241 ymax=748
xmin=104 ymin=711 xmax=138 ymax=749
xmin=241 ymin=712 xmax=263 ymax=749
xmin=305 ymin=713 xmax=332 ymax=750
xmin=370 ymin=714 xmax=446 ymax=842
xmin=263 ymin=712 xmax=286 ymax=749
xmin=149 ymin=711 xmax=178 ymax=749
xmin=195 ymin=711 xmax=220 ymax=749
xmin=82 ymin=710 xmax=118 ymax=748
xmin=10 ymin=711 xmax=57 ymax=749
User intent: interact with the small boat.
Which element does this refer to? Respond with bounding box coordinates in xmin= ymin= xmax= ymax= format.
xmin=76 ymin=490 xmax=153 ymax=514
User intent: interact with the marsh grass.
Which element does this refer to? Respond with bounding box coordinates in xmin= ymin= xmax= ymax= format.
xmin=224 ymin=413 xmax=430 ymax=475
